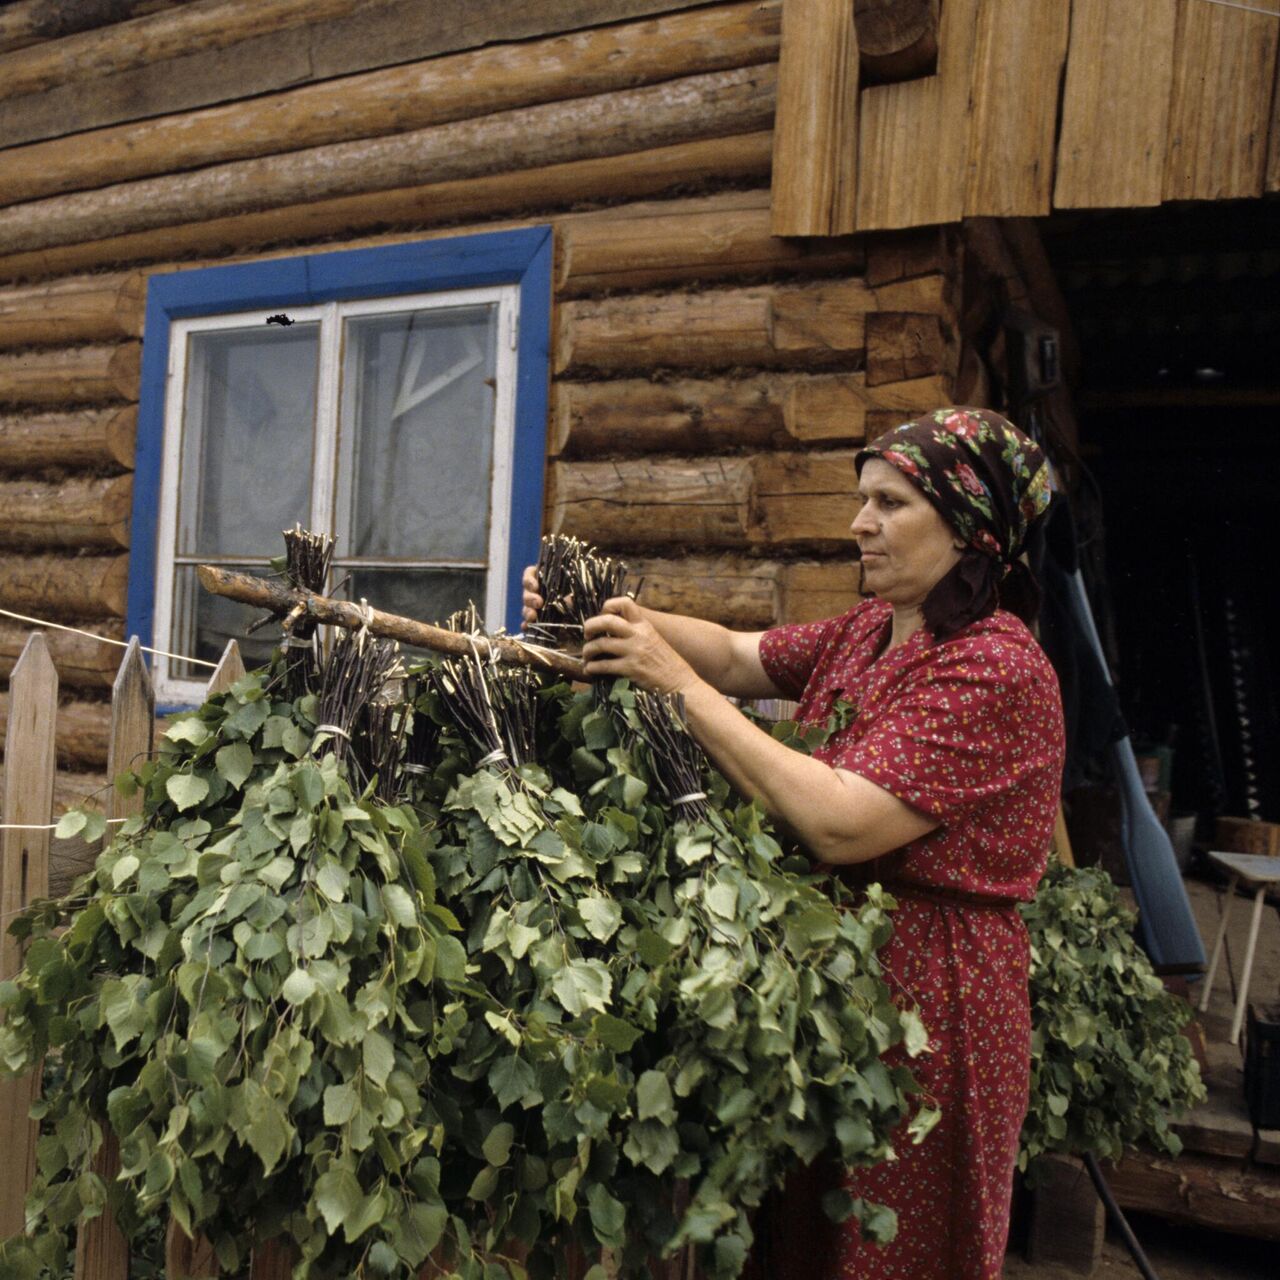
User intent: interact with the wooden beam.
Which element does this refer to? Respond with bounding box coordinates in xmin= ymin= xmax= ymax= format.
xmin=0 ymin=407 xmax=136 ymax=473
xmin=865 ymin=313 xmax=952 ymax=386
xmin=0 ymin=132 xmax=776 ymax=284
xmin=854 ymin=0 xmax=939 ymax=83
xmin=0 ymin=554 xmax=129 ymax=619
xmin=0 ymin=620 xmax=123 ymax=690
xmin=0 ymin=273 xmax=145 ymax=349
xmin=964 ymin=0 xmax=1070 ymax=218
xmin=556 ymin=199 xmax=865 ymax=298
xmin=0 ymin=476 xmax=132 ymax=552
xmin=864 ymin=226 xmax=958 ymax=287
xmin=855 ymin=0 xmax=981 ymax=230
xmin=0 ymin=0 xmax=367 ymax=103
xmin=0 ymin=1 xmax=781 ymax=207
xmin=770 ymin=0 xmax=859 ymax=236
xmin=0 ymin=2 xmax=186 ymax=57
xmin=1163 ymin=0 xmax=1280 ymax=201
xmin=1053 ymin=0 xmax=1178 ymax=209
xmin=0 ymin=345 xmax=140 ymax=408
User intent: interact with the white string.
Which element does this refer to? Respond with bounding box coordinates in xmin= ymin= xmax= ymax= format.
xmin=0 ymin=606 xmax=219 ymax=669
xmin=0 ymin=818 xmax=128 ymax=832
xmin=1194 ymin=0 xmax=1280 ymax=16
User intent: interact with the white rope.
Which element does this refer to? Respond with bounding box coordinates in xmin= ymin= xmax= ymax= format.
xmin=0 ymin=818 xmax=128 ymax=832
xmin=671 ymin=791 xmax=707 ymax=806
xmin=0 ymin=607 xmax=219 ymax=669
xmin=1194 ymin=0 xmax=1280 ymax=16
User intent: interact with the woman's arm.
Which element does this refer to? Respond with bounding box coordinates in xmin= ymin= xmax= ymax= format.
xmin=582 ymin=598 xmax=937 ymax=864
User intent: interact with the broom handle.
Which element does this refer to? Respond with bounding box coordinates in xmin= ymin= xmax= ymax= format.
xmin=196 ymin=564 xmax=589 ymax=680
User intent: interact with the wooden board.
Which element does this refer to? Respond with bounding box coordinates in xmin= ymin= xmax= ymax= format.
xmin=770 ymin=0 xmax=858 ymax=236
xmin=964 ymin=0 xmax=1070 ymax=217
xmin=1270 ymin=39 xmax=1280 ymax=193
xmin=854 ymin=0 xmax=981 ymax=230
xmin=1163 ymin=0 xmax=1280 ymax=201
xmin=1053 ymin=0 xmax=1178 ymax=209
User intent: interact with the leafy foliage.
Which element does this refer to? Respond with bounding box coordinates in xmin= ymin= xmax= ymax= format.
xmin=1018 ymin=861 xmax=1205 ymax=1172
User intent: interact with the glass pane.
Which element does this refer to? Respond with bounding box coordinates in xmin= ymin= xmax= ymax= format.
xmin=169 ymin=563 xmax=280 ymax=683
xmin=179 ymin=325 xmax=319 ymax=558
xmin=338 ymin=567 xmax=487 ymax=636
xmin=338 ymin=305 xmax=498 ymax=561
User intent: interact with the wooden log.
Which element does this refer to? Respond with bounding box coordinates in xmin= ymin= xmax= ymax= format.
xmin=752 ymin=450 xmax=859 ymax=547
xmin=0 ymin=345 xmax=140 ymax=408
xmin=0 ymin=273 xmax=145 ymax=349
xmin=555 ymin=200 xmax=865 ymax=298
xmin=1025 ymin=1153 xmax=1105 ymax=1272
xmin=0 ymin=66 xmax=778 ymax=257
xmin=0 ymin=620 xmax=123 ymax=689
xmin=864 ymin=313 xmax=951 ymax=387
xmin=964 ymin=0 xmax=1070 ymax=218
xmin=854 ymin=0 xmax=939 ymax=83
xmin=550 ymin=371 xmax=946 ymax=456
xmin=0 ymin=633 xmax=56 ymax=1240
xmin=194 ymin=566 xmax=589 ymax=681
xmin=855 ymin=0 xmax=980 ymax=230
xmin=0 ymin=407 xmax=136 ymax=472
xmin=0 ymin=0 xmax=366 ymax=103
xmin=780 ymin=560 xmax=858 ymax=622
xmin=0 ymin=692 xmax=111 ymax=771
xmin=1163 ymin=0 xmax=1280 ymax=201
xmin=0 ymin=2 xmax=186 ymax=57
xmin=864 ymin=226 xmax=958 ymax=287
xmin=770 ymin=0 xmax=859 ymax=236
xmin=0 ymin=554 xmax=130 ymax=619
xmin=557 ymin=274 xmax=947 ymax=375
xmin=1053 ymin=0 xmax=1178 ymax=209
xmin=0 ymin=132 xmax=776 ymax=285
xmin=0 ymin=1 xmax=782 ymax=207
xmin=0 ymin=475 xmax=133 ymax=551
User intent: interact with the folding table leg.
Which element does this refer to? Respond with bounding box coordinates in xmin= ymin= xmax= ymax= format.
xmin=1230 ymin=884 xmax=1267 ymax=1045
xmin=1199 ymin=874 xmax=1238 ymax=1012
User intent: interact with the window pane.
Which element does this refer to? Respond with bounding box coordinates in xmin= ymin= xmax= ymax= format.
xmin=338 ymin=567 xmax=487 ymax=636
xmin=169 ymin=563 xmax=280 ymax=682
xmin=338 ymin=306 xmax=498 ymax=561
xmin=179 ymin=325 xmax=318 ymax=558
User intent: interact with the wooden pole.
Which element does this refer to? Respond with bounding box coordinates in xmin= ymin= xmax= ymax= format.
xmin=194 ymin=566 xmax=589 ymax=681
xmin=0 ymin=632 xmax=57 ymax=1240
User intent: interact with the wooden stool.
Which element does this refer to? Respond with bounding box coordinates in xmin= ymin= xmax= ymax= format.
xmin=1199 ymin=851 xmax=1280 ymax=1045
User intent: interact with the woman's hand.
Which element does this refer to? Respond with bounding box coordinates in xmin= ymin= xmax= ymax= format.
xmin=521 ymin=564 xmax=543 ymax=626
xmin=582 ymin=597 xmax=700 ymax=697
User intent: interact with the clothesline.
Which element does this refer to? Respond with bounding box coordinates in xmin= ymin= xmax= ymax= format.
xmin=1195 ymin=0 xmax=1280 ymax=17
xmin=0 ymin=605 xmax=221 ymax=669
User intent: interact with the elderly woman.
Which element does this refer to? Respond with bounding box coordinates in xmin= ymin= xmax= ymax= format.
xmin=524 ymin=408 xmax=1065 ymax=1279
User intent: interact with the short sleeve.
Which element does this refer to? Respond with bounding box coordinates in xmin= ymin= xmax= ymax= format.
xmin=759 ymin=616 xmax=841 ymax=701
xmin=828 ymin=638 xmax=1061 ymax=822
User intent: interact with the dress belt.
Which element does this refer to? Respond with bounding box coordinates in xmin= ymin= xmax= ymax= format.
xmin=885 ymin=881 xmax=1023 ymax=913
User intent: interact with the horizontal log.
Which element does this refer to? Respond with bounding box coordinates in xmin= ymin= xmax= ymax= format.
xmin=547 ymin=451 xmax=860 ymax=550
xmin=864 ymin=226 xmax=958 ymax=286
xmin=865 ymin=312 xmax=952 ymax=386
xmin=550 ymin=371 xmax=949 ymax=455
xmin=0 ymin=65 xmax=777 ymax=257
xmin=627 ymin=554 xmax=857 ymax=628
xmin=0 ymin=1 xmax=781 ymax=206
xmin=0 ymin=554 xmax=129 ymax=619
xmin=0 ymin=133 xmax=776 ymax=284
xmin=555 ymin=201 xmax=865 ymax=297
xmin=855 ymin=0 xmax=939 ymax=83
xmin=0 ymin=344 xmax=140 ymax=408
xmin=0 ymin=273 xmax=145 ymax=349
xmin=556 ymin=274 xmax=947 ymax=375
xmin=0 ymin=0 xmax=364 ymax=102
xmin=0 ymin=620 xmax=124 ymax=689
xmin=0 ymin=2 xmax=185 ymax=57
xmin=0 ymin=407 xmax=136 ymax=472
xmin=0 ymin=692 xmax=110 ymax=770
xmin=0 ymin=476 xmax=132 ymax=551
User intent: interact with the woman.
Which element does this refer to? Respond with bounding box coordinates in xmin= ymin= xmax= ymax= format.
xmin=523 ymin=408 xmax=1065 ymax=1279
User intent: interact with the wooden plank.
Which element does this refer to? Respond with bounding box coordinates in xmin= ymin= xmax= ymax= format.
xmin=0 ymin=66 xmax=777 ymax=257
xmin=0 ymin=475 xmax=133 ymax=552
xmin=0 ymin=554 xmax=129 ymax=619
xmin=0 ymin=132 xmax=775 ymax=284
xmin=1026 ymin=1153 xmax=1105 ymax=1272
xmin=0 ymin=2 xmax=781 ymax=207
xmin=205 ymin=638 xmax=246 ymax=697
xmin=0 ymin=1 xmax=765 ymax=150
xmin=965 ymin=0 xmax=1070 ymax=217
xmin=0 ymin=632 xmax=57 ymax=1240
xmin=166 ymin=1222 xmax=219 ymax=1279
xmin=1163 ymin=0 xmax=1280 ymax=201
xmin=1053 ymin=0 xmax=1178 ymax=209
xmin=1269 ymin=38 xmax=1280 ymax=193
xmin=0 ymin=407 xmax=136 ymax=472
xmin=0 ymin=620 xmax=123 ymax=689
xmin=0 ymin=2 xmax=186 ymax=57
xmin=0 ymin=345 xmax=140 ymax=408
xmin=0 ymin=273 xmax=145 ymax=349
xmin=248 ymin=1238 xmax=295 ymax=1280
xmin=770 ymin=0 xmax=859 ymax=235
xmin=854 ymin=0 xmax=981 ymax=230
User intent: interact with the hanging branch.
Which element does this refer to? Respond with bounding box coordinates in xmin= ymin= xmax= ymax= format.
xmin=314 ymin=628 xmax=401 ymax=775
xmin=633 ymin=690 xmax=711 ymax=822
xmin=524 ymin=534 xmax=629 ymax=651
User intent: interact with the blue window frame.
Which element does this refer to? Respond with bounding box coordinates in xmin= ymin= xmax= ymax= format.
xmin=128 ymin=227 xmax=551 ymax=704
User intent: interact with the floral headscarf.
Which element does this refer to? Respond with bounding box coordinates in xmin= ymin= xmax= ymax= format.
xmin=855 ymin=407 xmax=1051 ymax=564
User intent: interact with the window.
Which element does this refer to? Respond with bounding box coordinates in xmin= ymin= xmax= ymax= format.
xmin=129 ymin=229 xmax=552 ymax=706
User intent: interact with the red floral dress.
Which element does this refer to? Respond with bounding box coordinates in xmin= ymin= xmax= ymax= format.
xmin=755 ymin=597 xmax=1065 ymax=1280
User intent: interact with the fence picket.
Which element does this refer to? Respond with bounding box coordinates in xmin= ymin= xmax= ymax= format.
xmin=0 ymin=634 xmax=58 ymax=1240
xmin=205 ymin=638 xmax=246 ymax=697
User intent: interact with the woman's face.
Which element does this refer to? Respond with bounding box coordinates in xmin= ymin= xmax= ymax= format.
xmin=851 ymin=458 xmax=964 ymax=607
